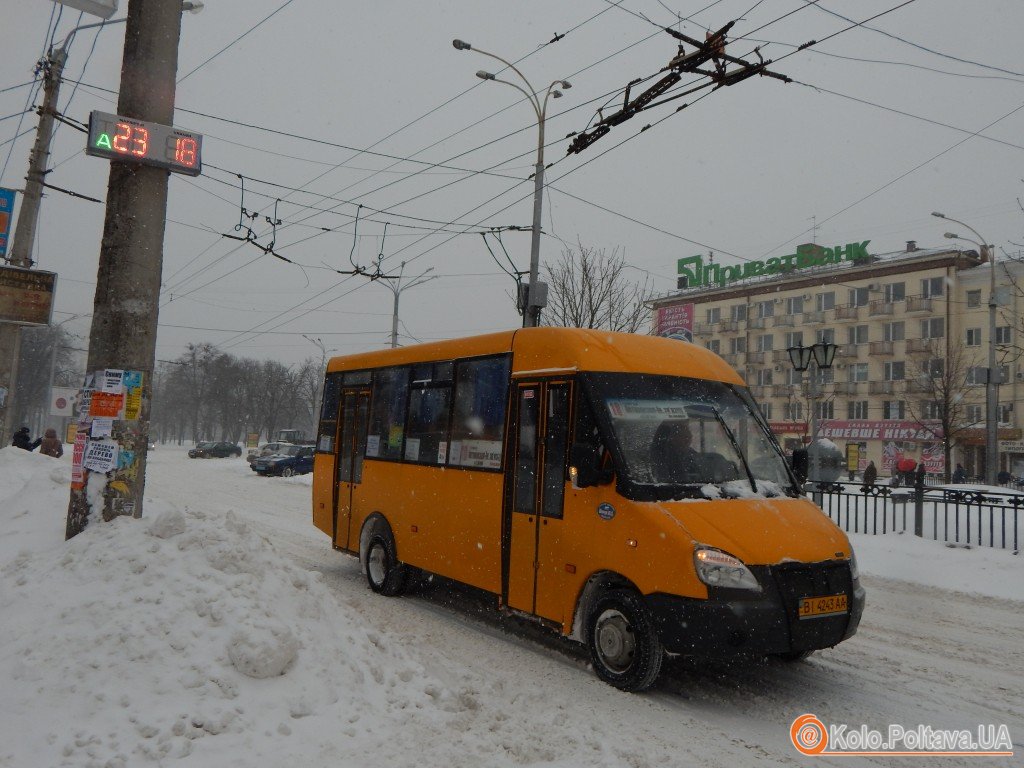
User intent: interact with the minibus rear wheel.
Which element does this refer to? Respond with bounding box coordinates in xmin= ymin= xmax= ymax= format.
xmin=364 ymin=529 xmax=406 ymax=596
xmin=586 ymin=589 xmax=663 ymax=692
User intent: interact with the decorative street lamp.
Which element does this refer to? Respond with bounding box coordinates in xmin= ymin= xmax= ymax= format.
xmin=787 ymin=342 xmax=838 ymax=490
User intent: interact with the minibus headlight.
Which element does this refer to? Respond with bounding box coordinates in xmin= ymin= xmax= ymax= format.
xmin=693 ymin=548 xmax=762 ymax=592
xmin=849 ymin=550 xmax=860 ymax=581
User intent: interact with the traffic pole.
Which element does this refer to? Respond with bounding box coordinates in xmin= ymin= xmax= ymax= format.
xmin=66 ymin=0 xmax=183 ymax=538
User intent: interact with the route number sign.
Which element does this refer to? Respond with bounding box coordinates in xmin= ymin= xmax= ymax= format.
xmin=86 ymin=111 xmax=202 ymax=176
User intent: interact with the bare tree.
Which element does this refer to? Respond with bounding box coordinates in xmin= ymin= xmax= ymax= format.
xmin=13 ymin=324 xmax=83 ymax=433
xmin=904 ymin=338 xmax=983 ymax=482
xmin=541 ymin=244 xmax=654 ymax=332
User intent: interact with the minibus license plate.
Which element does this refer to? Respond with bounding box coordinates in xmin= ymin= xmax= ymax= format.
xmin=798 ymin=593 xmax=848 ymax=619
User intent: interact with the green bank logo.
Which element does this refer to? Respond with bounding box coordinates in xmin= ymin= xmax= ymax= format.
xmin=678 ymin=241 xmax=871 ymax=288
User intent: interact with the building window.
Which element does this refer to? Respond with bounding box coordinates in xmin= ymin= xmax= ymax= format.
xmin=966 ymin=367 xmax=986 ymax=385
xmin=786 ymin=296 xmax=804 ymax=315
xmin=921 ymin=317 xmax=944 ymax=339
xmin=816 ymin=291 xmax=835 ymax=311
xmin=816 ymin=400 xmax=834 ymax=419
xmin=850 ymin=363 xmax=869 ymax=382
xmin=817 ymin=328 xmax=835 ymax=345
xmin=786 ymin=368 xmax=803 ymax=385
xmin=996 ymin=326 xmax=1012 ymax=345
xmin=705 ymin=307 xmax=721 ymax=324
xmin=847 ymin=400 xmax=869 ymax=419
xmin=883 ymin=400 xmax=905 ymax=419
xmin=848 ymin=287 xmax=869 ymax=307
xmin=761 ymin=402 xmax=773 ymax=420
xmin=884 ymin=282 xmax=905 ymax=302
xmin=729 ymin=336 xmax=746 ymax=354
xmin=1000 ymin=364 xmax=1010 ymax=383
xmin=966 ymin=290 xmax=981 ymax=308
xmin=927 ymin=358 xmax=945 ymax=378
xmin=966 ymin=404 xmax=982 ymax=424
xmin=966 ymin=328 xmax=982 ymax=347
xmin=757 ymin=334 xmax=774 ymax=352
xmin=731 ymin=304 xmax=747 ymax=322
xmin=921 ymin=276 xmax=944 ymax=298
xmin=757 ymin=369 xmax=774 ymax=386
xmin=784 ymin=401 xmax=803 ymax=420
xmin=884 ymin=361 xmax=905 ymax=381
xmin=884 ymin=321 xmax=905 ymax=342
xmin=785 ymin=331 xmax=803 ymax=348
xmin=816 ymin=367 xmax=834 ymax=385
xmin=921 ymin=400 xmax=941 ymax=420
xmin=706 ymin=339 xmax=721 ymax=353
xmin=848 ymin=325 xmax=869 ymax=345
xmin=999 ymin=403 xmax=1012 ymax=425
xmin=756 ymin=300 xmax=775 ymax=318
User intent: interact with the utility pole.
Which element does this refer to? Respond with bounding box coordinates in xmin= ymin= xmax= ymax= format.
xmin=66 ymin=0 xmax=184 ymax=538
xmin=0 ymin=50 xmax=67 ymax=442
xmin=380 ymin=263 xmax=437 ymax=348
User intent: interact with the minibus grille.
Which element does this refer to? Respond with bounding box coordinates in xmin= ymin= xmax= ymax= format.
xmin=771 ymin=561 xmax=852 ymax=650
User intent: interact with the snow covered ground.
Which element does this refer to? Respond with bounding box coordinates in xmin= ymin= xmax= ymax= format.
xmin=1 ymin=445 xmax=1022 ymax=767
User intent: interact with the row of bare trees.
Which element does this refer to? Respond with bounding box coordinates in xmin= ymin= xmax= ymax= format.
xmin=150 ymin=343 xmax=324 ymax=445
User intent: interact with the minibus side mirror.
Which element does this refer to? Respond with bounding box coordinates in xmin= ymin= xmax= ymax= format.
xmin=570 ymin=443 xmax=610 ymax=489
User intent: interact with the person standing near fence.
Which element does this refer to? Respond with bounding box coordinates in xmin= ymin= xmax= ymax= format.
xmin=952 ymin=463 xmax=967 ymax=484
xmin=863 ymin=461 xmax=877 ymax=487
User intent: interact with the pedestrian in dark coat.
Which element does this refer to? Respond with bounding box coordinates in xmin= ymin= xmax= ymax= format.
xmin=863 ymin=461 xmax=877 ymax=486
xmin=11 ymin=427 xmax=40 ymax=451
xmin=38 ymin=428 xmax=63 ymax=458
xmin=915 ymin=462 xmax=927 ymax=486
xmin=952 ymin=463 xmax=967 ymax=484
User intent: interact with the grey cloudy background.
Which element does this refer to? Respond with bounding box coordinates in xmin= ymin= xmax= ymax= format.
xmin=2 ymin=0 xmax=1023 ymax=367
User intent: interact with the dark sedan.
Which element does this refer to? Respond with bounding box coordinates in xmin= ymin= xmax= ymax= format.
xmin=251 ymin=445 xmax=315 ymax=476
xmin=188 ymin=441 xmax=242 ymax=458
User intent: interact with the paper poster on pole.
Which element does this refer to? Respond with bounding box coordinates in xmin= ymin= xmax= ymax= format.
xmin=82 ymin=438 xmax=118 ymax=473
xmin=100 ymin=369 xmax=124 ymax=394
xmin=90 ymin=391 xmax=124 ymax=418
xmin=71 ymin=431 xmax=88 ymax=487
xmin=90 ymin=417 xmax=113 ymax=438
xmin=122 ymin=370 xmax=142 ymax=419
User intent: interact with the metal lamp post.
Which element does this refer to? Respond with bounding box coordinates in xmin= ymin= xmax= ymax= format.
xmin=453 ymin=39 xmax=570 ymax=327
xmin=787 ymin=342 xmax=837 ymax=491
xmin=932 ymin=212 xmax=998 ymax=485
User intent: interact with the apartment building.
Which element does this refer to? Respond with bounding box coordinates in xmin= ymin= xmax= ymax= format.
xmin=651 ymin=241 xmax=1024 ymax=479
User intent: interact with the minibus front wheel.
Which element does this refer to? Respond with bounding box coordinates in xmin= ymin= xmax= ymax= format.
xmin=586 ymin=589 xmax=664 ymax=692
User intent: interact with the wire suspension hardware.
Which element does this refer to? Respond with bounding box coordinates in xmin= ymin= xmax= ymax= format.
xmin=567 ymin=20 xmax=791 ymax=155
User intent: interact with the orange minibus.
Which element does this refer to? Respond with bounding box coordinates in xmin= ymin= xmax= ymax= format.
xmin=312 ymin=328 xmax=864 ymax=691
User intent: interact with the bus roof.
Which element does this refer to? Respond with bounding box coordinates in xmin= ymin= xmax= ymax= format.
xmin=325 ymin=327 xmax=745 ymax=386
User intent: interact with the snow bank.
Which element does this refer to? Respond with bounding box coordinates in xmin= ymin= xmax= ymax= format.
xmin=0 ymin=447 xmax=453 ymax=767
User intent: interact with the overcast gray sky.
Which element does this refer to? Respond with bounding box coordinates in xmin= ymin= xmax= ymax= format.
xmin=3 ymin=0 xmax=1023 ymax=367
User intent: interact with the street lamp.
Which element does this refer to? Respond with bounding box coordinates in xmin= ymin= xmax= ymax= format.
xmin=787 ymin=342 xmax=838 ymax=490
xmin=453 ymin=39 xmax=571 ymax=327
xmin=932 ymin=211 xmax=999 ymax=485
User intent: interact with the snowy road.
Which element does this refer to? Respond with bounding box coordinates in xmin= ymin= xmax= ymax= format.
xmin=147 ymin=449 xmax=1024 ymax=766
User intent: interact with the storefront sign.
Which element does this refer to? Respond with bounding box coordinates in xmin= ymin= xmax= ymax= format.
xmin=677 ymin=241 xmax=871 ymax=289
xmin=769 ymin=421 xmax=808 ymax=434
xmin=819 ymin=419 xmax=942 ymax=441
xmin=0 ymin=265 xmax=56 ymax=325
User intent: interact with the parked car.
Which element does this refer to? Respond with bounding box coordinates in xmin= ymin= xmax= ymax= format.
xmin=246 ymin=441 xmax=294 ymax=465
xmin=251 ymin=445 xmax=315 ymax=477
xmin=188 ymin=441 xmax=242 ymax=459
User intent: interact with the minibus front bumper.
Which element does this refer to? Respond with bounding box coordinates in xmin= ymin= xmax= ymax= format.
xmin=645 ymin=560 xmax=865 ymax=656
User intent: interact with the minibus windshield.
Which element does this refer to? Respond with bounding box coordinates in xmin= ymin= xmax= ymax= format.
xmin=583 ymin=372 xmax=797 ymax=501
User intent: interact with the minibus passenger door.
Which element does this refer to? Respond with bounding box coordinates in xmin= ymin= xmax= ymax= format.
xmin=506 ymin=381 xmax=571 ymax=616
xmin=335 ymin=389 xmax=370 ymax=551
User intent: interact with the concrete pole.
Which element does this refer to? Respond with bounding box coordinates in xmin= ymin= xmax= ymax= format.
xmin=66 ymin=0 xmax=183 ymax=538
xmin=0 ymin=50 xmax=66 ymax=442
xmin=986 ymin=246 xmax=999 ymax=484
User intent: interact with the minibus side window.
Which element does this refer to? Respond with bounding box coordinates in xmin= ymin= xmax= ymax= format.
xmin=541 ymin=384 xmax=570 ymax=518
xmin=449 ymin=356 xmax=510 ymax=469
xmin=406 ymin=381 xmax=453 ymax=464
xmin=514 ymin=390 xmax=539 ymax=513
xmin=367 ymin=367 xmax=409 ymax=460
xmin=317 ymin=372 xmax=343 ymax=453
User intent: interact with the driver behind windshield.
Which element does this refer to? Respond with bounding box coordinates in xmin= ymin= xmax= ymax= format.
xmin=651 ymin=419 xmax=705 ymax=484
